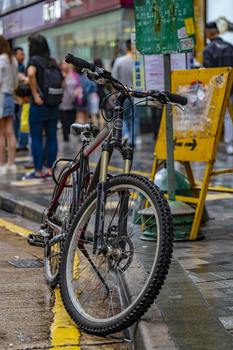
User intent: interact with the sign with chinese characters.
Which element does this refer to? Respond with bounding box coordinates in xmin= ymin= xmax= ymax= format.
xmin=134 ymin=0 xmax=196 ymax=55
xmin=43 ymin=0 xmax=62 ymax=22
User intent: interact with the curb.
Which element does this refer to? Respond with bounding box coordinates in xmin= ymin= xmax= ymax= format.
xmin=0 ymin=190 xmax=44 ymax=223
xmin=135 ymin=303 xmax=176 ymax=350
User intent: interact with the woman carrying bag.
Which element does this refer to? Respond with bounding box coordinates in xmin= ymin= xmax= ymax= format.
xmin=24 ymin=33 xmax=65 ymax=180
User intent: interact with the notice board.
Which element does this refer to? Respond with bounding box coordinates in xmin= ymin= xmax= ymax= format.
xmin=134 ymin=0 xmax=196 ymax=55
xmin=131 ymin=32 xmax=194 ymax=99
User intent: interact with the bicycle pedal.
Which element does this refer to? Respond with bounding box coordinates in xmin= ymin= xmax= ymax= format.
xmin=38 ymin=228 xmax=50 ymax=237
xmin=27 ymin=234 xmax=47 ymax=248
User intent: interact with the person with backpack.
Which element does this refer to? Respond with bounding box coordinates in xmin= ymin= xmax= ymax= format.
xmin=24 ymin=33 xmax=65 ymax=179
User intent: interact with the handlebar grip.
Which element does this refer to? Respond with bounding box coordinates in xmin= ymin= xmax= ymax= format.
xmin=65 ymin=53 xmax=96 ymax=72
xmin=165 ymin=92 xmax=188 ymax=106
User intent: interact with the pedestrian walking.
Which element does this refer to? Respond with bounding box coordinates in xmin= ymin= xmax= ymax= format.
xmin=13 ymin=46 xmax=29 ymax=152
xmin=0 ymin=36 xmax=18 ymax=174
xmin=59 ymin=60 xmax=78 ymax=142
xmin=112 ymin=39 xmax=141 ymax=146
xmin=24 ymin=33 xmax=64 ymax=179
xmin=203 ymin=21 xmax=233 ymax=155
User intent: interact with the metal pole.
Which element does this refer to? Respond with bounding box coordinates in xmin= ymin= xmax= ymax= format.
xmin=163 ymin=53 xmax=175 ymax=200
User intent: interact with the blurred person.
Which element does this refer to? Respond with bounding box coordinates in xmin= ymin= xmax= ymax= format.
xmin=24 ymin=33 xmax=64 ymax=179
xmin=87 ymin=77 xmax=99 ymax=128
xmin=13 ymin=47 xmax=26 ymax=79
xmin=0 ymin=36 xmax=18 ymax=174
xmin=13 ymin=46 xmax=29 ymax=152
xmin=59 ymin=60 xmax=79 ymax=142
xmin=75 ymin=67 xmax=98 ymax=125
xmin=93 ymin=57 xmax=108 ymax=129
xmin=204 ymin=22 xmax=233 ymax=155
xmin=112 ymin=39 xmax=141 ymax=146
xmin=75 ymin=68 xmax=89 ymax=124
xmin=111 ymin=46 xmax=123 ymax=68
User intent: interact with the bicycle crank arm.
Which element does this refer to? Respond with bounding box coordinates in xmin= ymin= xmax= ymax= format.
xmin=48 ymin=233 xmax=66 ymax=246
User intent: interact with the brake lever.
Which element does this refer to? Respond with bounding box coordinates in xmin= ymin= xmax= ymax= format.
xmin=169 ymin=102 xmax=185 ymax=111
xmin=82 ymin=68 xmax=107 ymax=85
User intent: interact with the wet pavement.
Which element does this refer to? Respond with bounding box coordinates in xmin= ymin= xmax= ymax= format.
xmin=1 ymin=127 xmax=233 ymax=349
xmin=0 ymin=210 xmax=133 ymax=350
xmin=0 ymin=214 xmax=52 ymax=349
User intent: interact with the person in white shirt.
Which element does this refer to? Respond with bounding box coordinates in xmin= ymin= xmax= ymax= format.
xmin=112 ymin=39 xmax=141 ymax=146
xmin=0 ymin=36 xmax=18 ymax=174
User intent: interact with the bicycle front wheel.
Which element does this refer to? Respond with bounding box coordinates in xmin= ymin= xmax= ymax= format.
xmin=60 ymin=174 xmax=173 ymax=335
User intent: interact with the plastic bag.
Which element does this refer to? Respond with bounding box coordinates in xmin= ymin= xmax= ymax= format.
xmin=20 ymin=103 xmax=30 ymax=133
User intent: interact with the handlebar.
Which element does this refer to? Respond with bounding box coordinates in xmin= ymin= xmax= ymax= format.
xmin=65 ymin=53 xmax=188 ymax=107
xmin=164 ymin=92 xmax=187 ymax=106
xmin=65 ymin=53 xmax=96 ymax=72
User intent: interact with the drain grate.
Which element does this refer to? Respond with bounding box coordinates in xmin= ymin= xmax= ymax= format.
xmin=8 ymin=259 xmax=44 ymax=268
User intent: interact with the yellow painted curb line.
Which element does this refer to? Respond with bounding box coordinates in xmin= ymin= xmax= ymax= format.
xmin=50 ymin=288 xmax=81 ymax=350
xmin=0 ymin=218 xmax=81 ymax=349
xmin=0 ymin=218 xmax=34 ymax=237
xmin=206 ymin=193 xmax=233 ymax=200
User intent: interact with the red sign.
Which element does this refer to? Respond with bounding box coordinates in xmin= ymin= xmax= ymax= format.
xmin=121 ymin=0 xmax=134 ymax=5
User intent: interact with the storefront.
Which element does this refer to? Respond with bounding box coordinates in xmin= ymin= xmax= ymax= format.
xmin=0 ymin=0 xmax=135 ymax=67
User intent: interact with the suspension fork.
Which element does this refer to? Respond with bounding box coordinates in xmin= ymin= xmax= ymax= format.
xmin=115 ymin=92 xmax=133 ymax=239
xmin=93 ymin=142 xmax=112 ymax=254
xmin=77 ymin=149 xmax=88 ymax=209
xmin=93 ymin=93 xmax=126 ymax=254
xmin=118 ymin=147 xmax=133 ymax=238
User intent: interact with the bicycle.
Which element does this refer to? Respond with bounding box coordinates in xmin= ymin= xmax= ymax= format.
xmin=28 ymin=53 xmax=187 ymax=335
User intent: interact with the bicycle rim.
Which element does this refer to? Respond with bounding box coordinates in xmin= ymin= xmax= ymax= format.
xmin=60 ymin=175 xmax=173 ymax=334
xmin=44 ymin=170 xmax=77 ymax=287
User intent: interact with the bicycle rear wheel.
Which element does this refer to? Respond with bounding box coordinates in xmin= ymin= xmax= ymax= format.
xmin=60 ymin=174 xmax=173 ymax=335
xmin=44 ymin=166 xmax=78 ymax=287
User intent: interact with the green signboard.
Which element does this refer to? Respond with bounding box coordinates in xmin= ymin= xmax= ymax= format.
xmin=134 ymin=0 xmax=196 ymax=55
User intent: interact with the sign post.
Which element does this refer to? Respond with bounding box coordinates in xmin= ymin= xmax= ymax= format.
xmin=163 ymin=54 xmax=175 ymax=200
xmin=134 ymin=0 xmax=196 ymax=200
